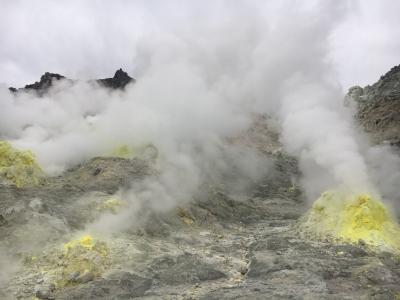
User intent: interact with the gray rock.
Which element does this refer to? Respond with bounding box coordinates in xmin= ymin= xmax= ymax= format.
xmin=360 ymin=264 xmax=399 ymax=285
xmin=57 ymin=272 xmax=152 ymax=299
xmin=246 ymin=253 xmax=284 ymax=279
xmin=68 ymin=271 xmax=94 ymax=284
xmin=29 ymin=198 xmax=43 ymax=212
xmin=332 ymin=244 xmax=368 ymax=258
xmin=35 ymin=283 xmax=55 ymax=299
xmin=348 ymin=63 xmax=400 ymax=145
xmin=148 ymin=254 xmax=226 ymax=285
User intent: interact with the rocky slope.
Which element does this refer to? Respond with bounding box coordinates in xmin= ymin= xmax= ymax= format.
xmin=1 ymin=67 xmax=400 ymax=299
xmin=347 ymin=64 xmax=400 ymax=146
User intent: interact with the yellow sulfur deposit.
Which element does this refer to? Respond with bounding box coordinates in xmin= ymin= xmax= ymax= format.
xmin=96 ymin=197 xmax=127 ymax=214
xmin=300 ymin=191 xmax=400 ymax=252
xmin=58 ymin=235 xmax=109 ymax=286
xmin=112 ymin=144 xmax=134 ymax=158
xmin=0 ymin=141 xmax=43 ymax=187
xmin=110 ymin=144 xmax=159 ymax=161
xmin=64 ymin=235 xmax=97 ymax=252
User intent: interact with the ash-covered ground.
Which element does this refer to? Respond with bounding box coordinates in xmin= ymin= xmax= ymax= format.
xmin=1 ymin=66 xmax=400 ymax=300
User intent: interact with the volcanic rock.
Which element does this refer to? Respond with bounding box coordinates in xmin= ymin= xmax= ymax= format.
xmin=347 ymin=64 xmax=400 ymax=145
xmin=97 ymin=68 xmax=135 ymax=89
xmin=57 ymin=272 xmax=152 ymax=299
xmin=2 ymin=65 xmax=400 ymax=299
xmin=8 ymin=68 xmax=135 ymax=95
xmin=147 ymin=254 xmax=227 ymax=285
xmin=25 ymin=72 xmax=65 ymax=91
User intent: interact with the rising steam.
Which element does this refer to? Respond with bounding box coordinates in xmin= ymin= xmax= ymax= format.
xmin=0 ymin=1 xmax=399 ymax=233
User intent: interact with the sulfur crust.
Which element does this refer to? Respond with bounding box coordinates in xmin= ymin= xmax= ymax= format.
xmin=110 ymin=144 xmax=159 ymax=160
xmin=96 ymin=198 xmax=127 ymax=214
xmin=57 ymin=235 xmax=109 ymax=287
xmin=300 ymin=191 xmax=400 ymax=252
xmin=0 ymin=141 xmax=43 ymax=187
xmin=112 ymin=145 xmax=134 ymax=158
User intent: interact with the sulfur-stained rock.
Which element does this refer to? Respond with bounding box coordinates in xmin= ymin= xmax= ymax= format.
xmin=0 ymin=141 xmax=44 ymax=187
xmin=299 ymin=191 xmax=400 ymax=253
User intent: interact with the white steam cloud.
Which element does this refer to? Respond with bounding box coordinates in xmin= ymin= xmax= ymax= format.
xmin=280 ymin=80 xmax=372 ymax=199
xmin=0 ymin=0 xmax=399 ymax=224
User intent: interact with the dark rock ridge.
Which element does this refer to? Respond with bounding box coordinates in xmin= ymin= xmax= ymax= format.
xmin=8 ymin=68 xmax=135 ymax=94
xmin=9 ymin=72 xmax=67 ymax=95
xmin=24 ymin=72 xmax=65 ymax=91
xmin=97 ymin=68 xmax=135 ymax=89
xmin=347 ymin=64 xmax=400 ymax=145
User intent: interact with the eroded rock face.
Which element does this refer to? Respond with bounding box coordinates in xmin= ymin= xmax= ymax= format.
xmin=347 ymin=64 xmax=400 ymax=145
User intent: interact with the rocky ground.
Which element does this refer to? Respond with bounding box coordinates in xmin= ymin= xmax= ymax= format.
xmin=1 ymin=67 xmax=400 ymax=299
xmin=2 ymin=151 xmax=400 ymax=299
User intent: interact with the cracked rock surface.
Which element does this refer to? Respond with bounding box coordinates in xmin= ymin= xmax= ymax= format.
xmin=1 ymin=149 xmax=400 ymax=299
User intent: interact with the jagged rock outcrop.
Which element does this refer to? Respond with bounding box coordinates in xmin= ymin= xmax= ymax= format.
xmin=97 ymin=68 xmax=135 ymax=89
xmin=347 ymin=64 xmax=400 ymax=146
xmin=8 ymin=68 xmax=135 ymax=95
xmin=9 ymin=72 xmax=66 ymax=95
xmin=24 ymin=72 xmax=65 ymax=91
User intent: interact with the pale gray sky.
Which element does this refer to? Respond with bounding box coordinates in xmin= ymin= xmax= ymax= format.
xmin=0 ymin=0 xmax=399 ymax=89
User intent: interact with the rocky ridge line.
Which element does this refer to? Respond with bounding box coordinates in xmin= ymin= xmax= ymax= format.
xmin=8 ymin=68 xmax=135 ymax=95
